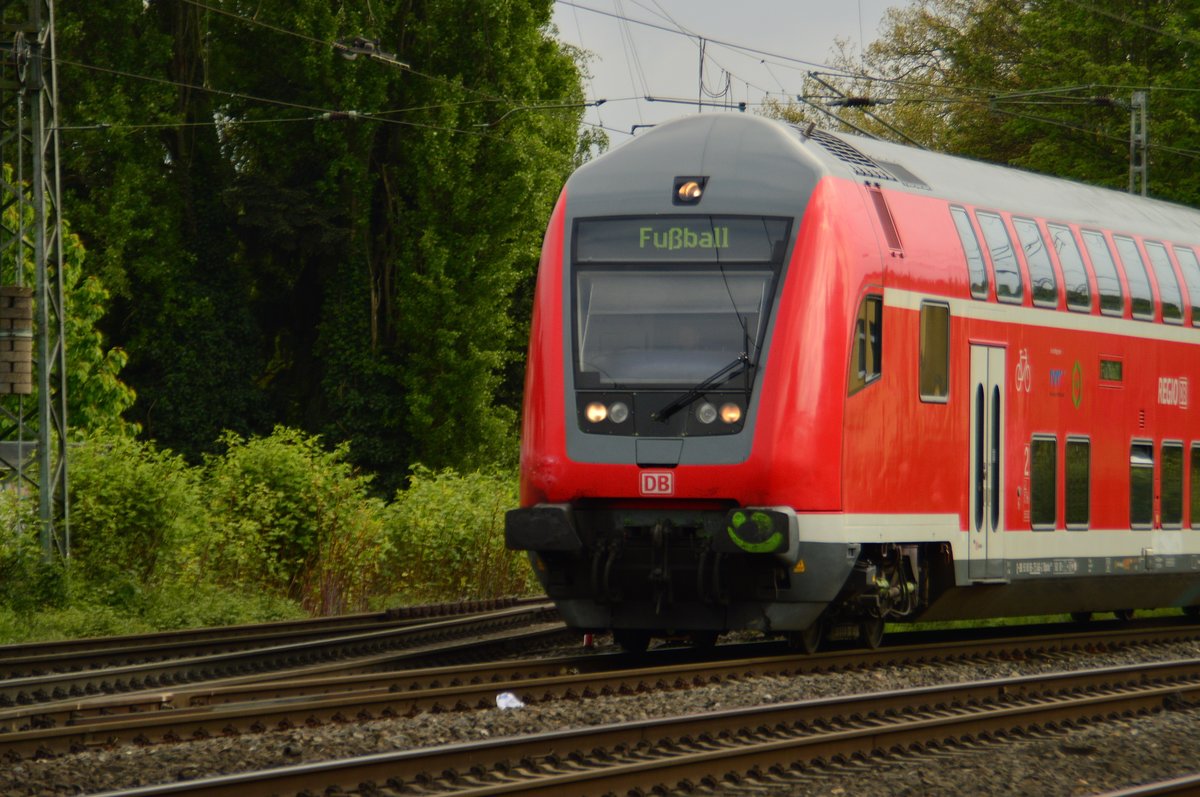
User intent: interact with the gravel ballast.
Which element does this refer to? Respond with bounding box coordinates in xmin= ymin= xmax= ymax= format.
xmin=4 ymin=635 xmax=1200 ymax=796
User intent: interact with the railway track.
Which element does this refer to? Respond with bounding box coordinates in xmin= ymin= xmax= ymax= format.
xmin=0 ymin=597 xmax=544 ymax=677
xmin=4 ymin=616 xmax=1198 ymax=750
xmin=3 ymin=617 xmax=1200 ymax=793
xmin=0 ymin=600 xmax=565 ymax=709
xmin=82 ymin=655 xmax=1200 ymax=796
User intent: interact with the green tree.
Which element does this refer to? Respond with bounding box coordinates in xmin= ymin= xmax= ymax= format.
xmin=0 ymin=167 xmax=135 ymax=436
xmin=57 ymin=1 xmax=591 ymax=485
xmin=771 ymin=0 xmax=1200 ymax=205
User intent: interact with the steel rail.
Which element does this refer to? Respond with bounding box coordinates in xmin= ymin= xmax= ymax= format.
xmin=0 ymin=603 xmax=559 ymax=709
xmin=1098 ymin=775 xmax=1200 ymax=796
xmin=0 ymin=598 xmax=540 ymax=676
xmin=85 ymin=658 xmax=1200 ymax=797
xmin=5 ymin=617 xmax=1200 ymax=752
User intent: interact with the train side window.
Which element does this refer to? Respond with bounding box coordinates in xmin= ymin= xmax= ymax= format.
xmin=1081 ymin=230 xmax=1124 ymax=315
xmin=975 ymin=211 xmax=1023 ymax=303
xmin=848 ymin=294 xmax=882 ymax=395
xmin=1113 ymin=235 xmax=1154 ymax=321
xmin=1130 ymin=441 xmax=1154 ymax=530
xmin=1048 ymin=224 xmax=1091 ymax=311
xmin=1030 ymin=435 xmax=1056 ymax=530
xmin=950 ymin=206 xmax=988 ymax=300
xmin=1013 ymin=218 xmax=1058 ymax=307
xmin=1171 ymin=246 xmax=1200 ymax=327
xmin=1144 ymin=242 xmax=1183 ymax=323
xmin=1191 ymin=443 xmax=1200 ymax=529
xmin=1065 ymin=437 xmax=1090 ymax=530
xmin=1162 ymin=441 xmax=1184 ymax=529
xmin=919 ymin=301 xmax=949 ymax=402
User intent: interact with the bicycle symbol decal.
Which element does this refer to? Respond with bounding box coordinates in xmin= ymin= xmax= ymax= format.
xmin=1014 ymin=349 xmax=1032 ymax=393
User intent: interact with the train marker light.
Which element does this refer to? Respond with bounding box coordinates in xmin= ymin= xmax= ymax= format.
xmin=585 ymin=402 xmax=607 ymax=423
xmin=696 ymin=402 xmax=718 ymax=424
xmin=720 ymin=403 xmax=742 ymax=424
xmin=609 ymin=401 xmax=630 ymax=424
xmin=673 ymin=176 xmax=707 ymax=205
xmin=678 ymin=181 xmax=702 ymax=201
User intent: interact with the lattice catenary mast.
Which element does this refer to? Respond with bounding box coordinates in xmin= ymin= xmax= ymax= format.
xmin=0 ymin=0 xmax=69 ymax=561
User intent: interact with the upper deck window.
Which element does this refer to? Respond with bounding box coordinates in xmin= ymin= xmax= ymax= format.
xmin=1143 ymin=242 xmax=1183 ymax=324
xmin=950 ymin=206 xmax=988 ymax=300
xmin=975 ymin=211 xmax=1023 ymax=303
xmin=1081 ymin=230 xmax=1124 ymax=315
xmin=1047 ymin=224 xmax=1091 ymax=311
xmin=1013 ymin=217 xmax=1058 ymax=307
xmin=1113 ymin=235 xmax=1154 ymax=321
xmin=1172 ymin=246 xmax=1200 ymax=326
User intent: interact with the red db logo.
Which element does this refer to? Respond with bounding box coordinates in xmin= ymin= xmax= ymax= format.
xmin=640 ymin=471 xmax=674 ymax=496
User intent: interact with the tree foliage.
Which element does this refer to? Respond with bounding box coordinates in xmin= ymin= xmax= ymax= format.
xmin=0 ymin=166 xmax=136 ymax=437
xmin=769 ymin=0 xmax=1200 ymax=205
xmin=57 ymin=1 xmax=590 ymax=485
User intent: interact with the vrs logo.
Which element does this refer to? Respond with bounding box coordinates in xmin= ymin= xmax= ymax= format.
xmin=640 ymin=471 xmax=675 ymax=496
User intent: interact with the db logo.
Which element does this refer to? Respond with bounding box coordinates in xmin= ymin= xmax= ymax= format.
xmin=640 ymin=471 xmax=675 ymax=496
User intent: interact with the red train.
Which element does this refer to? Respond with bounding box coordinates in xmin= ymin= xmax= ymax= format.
xmin=506 ymin=114 xmax=1200 ymax=652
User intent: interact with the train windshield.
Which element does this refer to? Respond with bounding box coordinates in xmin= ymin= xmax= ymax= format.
xmin=572 ymin=216 xmax=790 ymax=388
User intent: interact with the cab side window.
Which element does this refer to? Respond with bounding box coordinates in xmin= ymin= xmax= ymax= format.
xmin=848 ymin=294 xmax=882 ymax=395
xmin=919 ymin=301 xmax=949 ymax=402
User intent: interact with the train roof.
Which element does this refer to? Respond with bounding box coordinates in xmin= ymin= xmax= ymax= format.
xmin=822 ymin=127 xmax=1200 ymax=243
xmin=583 ymin=114 xmax=1200 ymax=245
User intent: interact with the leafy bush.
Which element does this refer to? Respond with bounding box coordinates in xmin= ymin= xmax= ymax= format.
xmin=385 ymin=466 xmax=537 ymax=603
xmin=67 ymin=430 xmax=204 ymax=602
xmin=2 ymin=426 xmax=540 ymax=642
xmin=196 ymin=427 xmax=388 ymax=614
xmin=0 ymin=488 xmax=67 ymax=611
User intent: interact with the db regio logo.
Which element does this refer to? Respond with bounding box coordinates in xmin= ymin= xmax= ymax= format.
xmin=1158 ymin=376 xmax=1189 ymax=409
xmin=640 ymin=471 xmax=675 ymax=496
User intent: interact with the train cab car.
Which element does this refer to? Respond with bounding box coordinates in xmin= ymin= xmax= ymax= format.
xmin=506 ymin=113 xmax=1200 ymax=652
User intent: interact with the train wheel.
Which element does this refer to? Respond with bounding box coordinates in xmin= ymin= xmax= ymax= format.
xmin=788 ymin=621 xmax=824 ymax=654
xmin=860 ymin=617 xmax=885 ymax=649
xmin=613 ymin=630 xmax=651 ymax=653
xmin=1070 ymin=611 xmax=1092 ymax=624
xmin=1185 ymin=606 xmax=1200 ymax=621
xmin=1114 ymin=609 xmax=1135 ymax=622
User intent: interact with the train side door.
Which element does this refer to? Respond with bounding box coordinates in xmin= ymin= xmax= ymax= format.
xmin=968 ymin=344 xmax=1006 ymax=581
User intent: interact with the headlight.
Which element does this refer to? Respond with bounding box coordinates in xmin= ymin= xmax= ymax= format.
xmin=585 ymin=402 xmax=607 ymax=423
xmin=720 ymin=403 xmax=742 ymax=424
xmin=609 ymin=401 xmax=630 ymax=424
xmin=696 ymin=402 xmax=717 ymax=424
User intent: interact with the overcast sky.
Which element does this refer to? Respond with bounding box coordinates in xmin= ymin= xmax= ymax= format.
xmin=551 ymin=0 xmax=912 ymax=145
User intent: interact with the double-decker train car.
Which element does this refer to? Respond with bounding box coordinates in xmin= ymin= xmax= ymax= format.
xmin=505 ymin=113 xmax=1200 ymax=652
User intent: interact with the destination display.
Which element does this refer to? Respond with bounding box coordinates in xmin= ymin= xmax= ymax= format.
xmin=574 ymin=216 xmax=790 ymax=264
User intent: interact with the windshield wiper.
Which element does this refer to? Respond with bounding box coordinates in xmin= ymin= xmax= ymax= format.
xmin=652 ymin=353 xmax=751 ymax=423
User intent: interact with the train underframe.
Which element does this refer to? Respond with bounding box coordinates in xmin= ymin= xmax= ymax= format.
xmin=506 ymin=504 xmax=951 ymax=652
